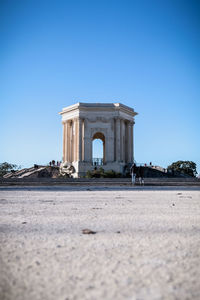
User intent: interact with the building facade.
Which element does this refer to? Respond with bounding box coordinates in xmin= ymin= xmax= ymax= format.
xmin=59 ymin=102 xmax=138 ymax=177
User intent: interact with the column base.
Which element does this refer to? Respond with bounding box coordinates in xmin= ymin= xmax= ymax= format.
xmin=70 ymin=161 xmax=131 ymax=178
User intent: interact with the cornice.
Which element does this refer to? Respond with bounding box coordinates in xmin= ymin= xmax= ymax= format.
xmin=59 ymin=102 xmax=138 ymax=117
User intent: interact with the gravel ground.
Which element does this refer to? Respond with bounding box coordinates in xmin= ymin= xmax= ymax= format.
xmin=0 ymin=186 xmax=200 ymax=300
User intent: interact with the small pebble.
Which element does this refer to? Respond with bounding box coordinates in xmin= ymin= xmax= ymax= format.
xmin=82 ymin=229 xmax=96 ymax=234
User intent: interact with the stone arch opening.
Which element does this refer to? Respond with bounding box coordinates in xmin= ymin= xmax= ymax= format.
xmin=92 ymin=132 xmax=105 ymax=166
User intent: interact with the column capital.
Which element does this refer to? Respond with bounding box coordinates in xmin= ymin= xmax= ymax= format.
xmin=64 ymin=119 xmax=73 ymax=125
xmin=128 ymin=121 xmax=134 ymax=126
xmin=114 ymin=117 xmax=122 ymax=123
xmin=125 ymin=120 xmax=134 ymax=126
xmin=74 ymin=117 xmax=83 ymax=122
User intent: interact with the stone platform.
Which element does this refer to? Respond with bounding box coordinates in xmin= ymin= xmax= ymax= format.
xmin=0 ymin=177 xmax=200 ymax=186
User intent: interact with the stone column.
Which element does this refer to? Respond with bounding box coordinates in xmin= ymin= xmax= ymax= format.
xmin=120 ymin=119 xmax=124 ymax=162
xmin=121 ymin=120 xmax=125 ymax=163
xmin=83 ymin=118 xmax=91 ymax=162
xmin=113 ymin=118 xmax=116 ymax=161
xmin=132 ymin=121 xmax=135 ymax=162
xmin=107 ymin=131 xmax=114 ymax=162
xmin=115 ymin=117 xmax=121 ymax=161
xmin=66 ymin=121 xmax=70 ymax=162
xmin=111 ymin=118 xmax=115 ymax=162
xmin=78 ymin=118 xmax=82 ymax=161
xmin=81 ymin=118 xmax=85 ymax=161
xmin=73 ymin=118 xmax=78 ymax=161
xmin=65 ymin=121 xmax=69 ymax=162
xmin=62 ymin=121 xmax=66 ymax=162
xmin=127 ymin=121 xmax=132 ymax=163
xmin=70 ymin=120 xmax=73 ymax=163
xmin=73 ymin=118 xmax=78 ymax=162
xmin=130 ymin=121 xmax=134 ymax=163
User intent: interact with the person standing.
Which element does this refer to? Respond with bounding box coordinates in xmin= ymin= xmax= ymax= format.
xmin=130 ymin=163 xmax=137 ymax=185
xmin=139 ymin=166 xmax=144 ymax=185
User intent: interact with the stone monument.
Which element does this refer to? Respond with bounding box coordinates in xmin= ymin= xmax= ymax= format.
xmin=59 ymin=103 xmax=138 ymax=177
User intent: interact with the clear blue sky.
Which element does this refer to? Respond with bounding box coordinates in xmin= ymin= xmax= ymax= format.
xmin=1 ymin=0 xmax=200 ymax=173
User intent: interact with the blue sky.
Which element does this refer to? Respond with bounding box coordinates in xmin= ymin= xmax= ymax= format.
xmin=1 ymin=0 xmax=200 ymax=173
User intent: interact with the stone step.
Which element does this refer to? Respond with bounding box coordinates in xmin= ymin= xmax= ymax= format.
xmin=0 ymin=177 xmax=200 ymax=186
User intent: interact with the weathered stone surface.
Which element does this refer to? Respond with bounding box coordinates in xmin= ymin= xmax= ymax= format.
xmin=0 ymin=186 xmax=200 ymax=300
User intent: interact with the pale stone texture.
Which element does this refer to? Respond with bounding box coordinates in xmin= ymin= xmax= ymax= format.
xmin=0 ymin=186 xmax=200 ymax=300
xmin=59 ymin=103 xmax=137 ymax=177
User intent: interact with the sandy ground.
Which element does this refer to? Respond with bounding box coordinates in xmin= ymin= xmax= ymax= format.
xmin=0 ymin=186 xmax=200 ymax=300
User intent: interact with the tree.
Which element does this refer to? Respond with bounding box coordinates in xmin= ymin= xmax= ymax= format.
xmin=167 ymin=161 xmax=197 ymax=177
xmin=0 ymin=162 xmax=19 ymax=177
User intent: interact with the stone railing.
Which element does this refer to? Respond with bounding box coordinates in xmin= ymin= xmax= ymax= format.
xmin=92 ymin=158 xmax=104 ymax=166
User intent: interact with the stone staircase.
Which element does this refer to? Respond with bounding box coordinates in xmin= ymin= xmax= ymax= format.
xmin=3 ymin=166 xmax=59 ymax=179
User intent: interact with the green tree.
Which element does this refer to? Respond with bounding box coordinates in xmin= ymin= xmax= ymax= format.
xmin=0 ymin=162 xmax=19 ymax=177
xmin=167 ymin=161 xmax=197 ymax=177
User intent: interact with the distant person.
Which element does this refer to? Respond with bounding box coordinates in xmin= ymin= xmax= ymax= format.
xmin=52 ymin=160 xmax=55 ymax=166
xmin=138 ymin=166 xmax=144 ymax=185
xmin=130 ymin=163 xmax=137 ymax=185
xmin=49 ymin=161 xmax=52 ymax=166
